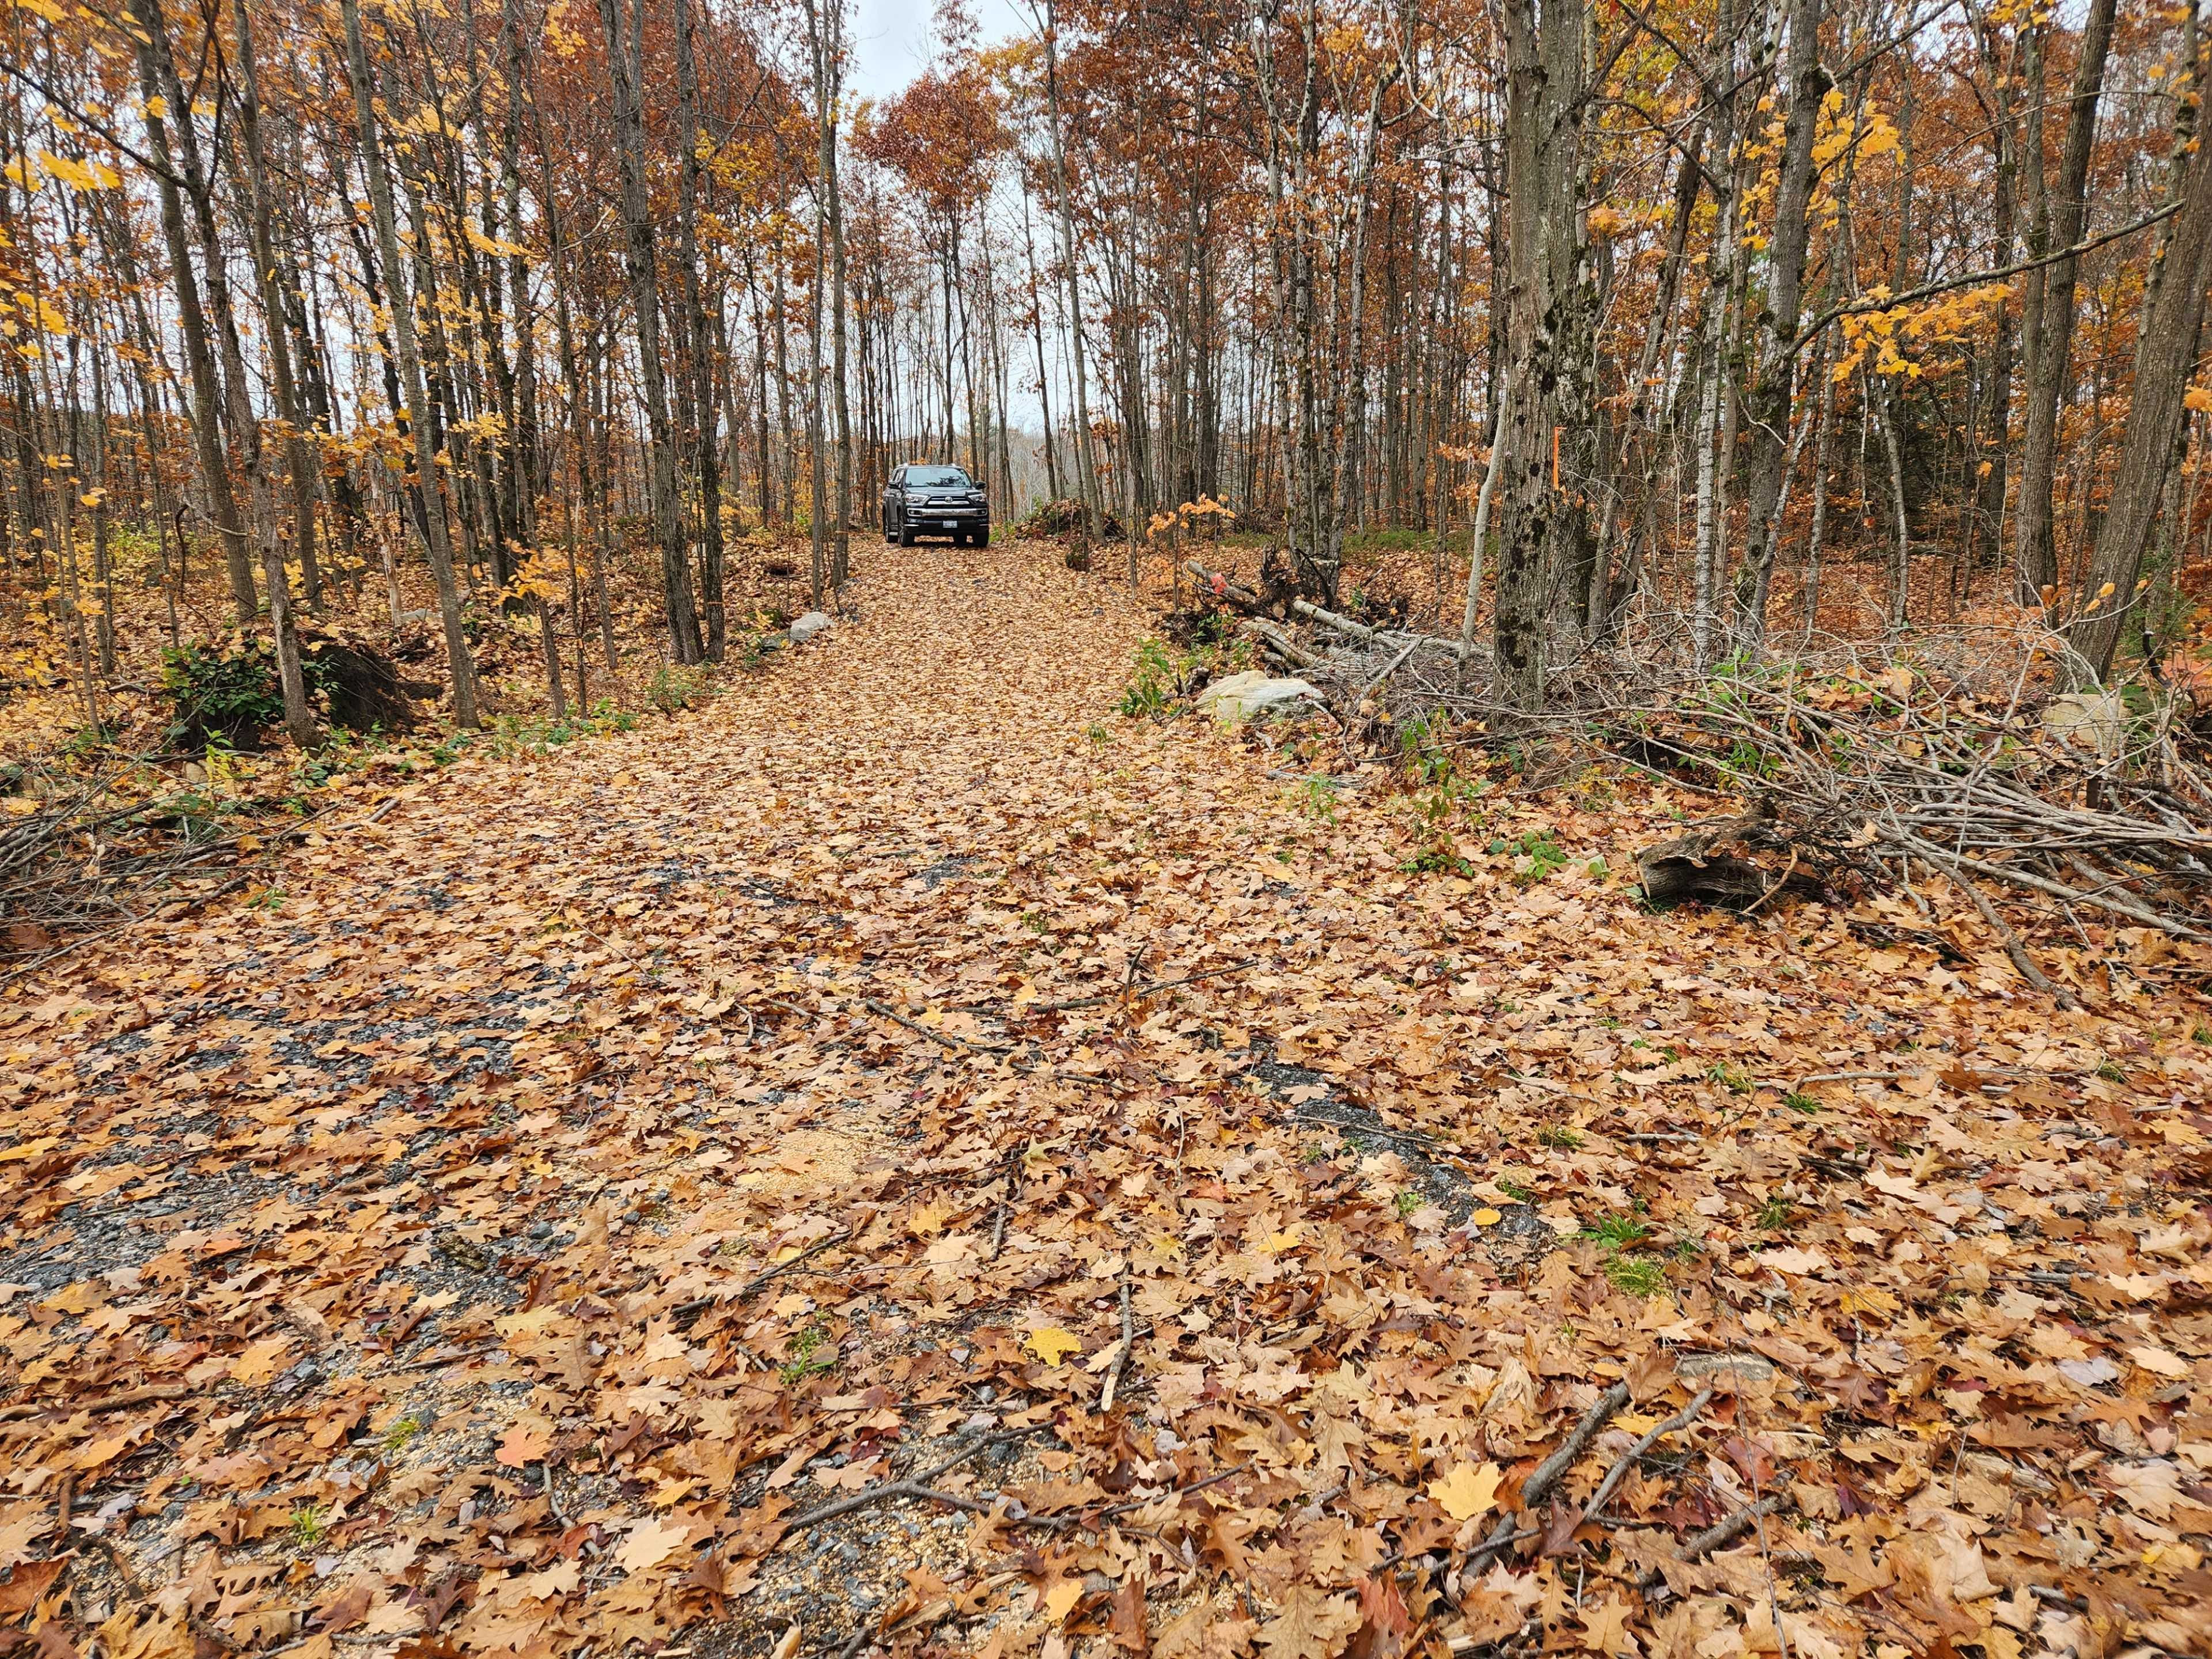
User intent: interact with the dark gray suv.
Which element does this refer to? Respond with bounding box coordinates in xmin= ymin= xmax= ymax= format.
xmin=881 ymin=464 xmax=990 ymax=547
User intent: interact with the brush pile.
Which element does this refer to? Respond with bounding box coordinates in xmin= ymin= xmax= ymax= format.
xmin=1186 ymin=559 xmax=2212 ymax=962
xmin=0 ymin=763 xmax=275 ymax=968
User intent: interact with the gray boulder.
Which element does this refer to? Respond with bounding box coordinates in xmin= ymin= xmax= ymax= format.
xmin=1194 ymin=669 xmax=1324 ymax=722
xmin=789 ymin=610 xmax=834 ymax=645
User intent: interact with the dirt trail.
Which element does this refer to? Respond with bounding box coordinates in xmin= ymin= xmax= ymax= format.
xmin=3 ymin=540 xmax=2207 ymax=1659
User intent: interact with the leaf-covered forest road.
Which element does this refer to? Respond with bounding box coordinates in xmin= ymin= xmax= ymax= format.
xmin=4 ymin=540 xmax=2209 ymax=1659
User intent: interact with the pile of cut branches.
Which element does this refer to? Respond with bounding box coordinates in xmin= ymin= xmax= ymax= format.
xmin=1183 ymin=560 xmax=2212 ymax=963
xmin=1604 ymin=638 xmax=2212 ymax=987
xmin=0 ymin=763 xmax=298 ymax=972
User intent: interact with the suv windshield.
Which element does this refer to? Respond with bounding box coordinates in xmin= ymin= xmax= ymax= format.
xmin=907 ymin=467 xmax=971 ymax=488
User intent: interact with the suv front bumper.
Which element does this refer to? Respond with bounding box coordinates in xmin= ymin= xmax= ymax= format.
xmin=902 ymin=503 xmax=989 ymax=530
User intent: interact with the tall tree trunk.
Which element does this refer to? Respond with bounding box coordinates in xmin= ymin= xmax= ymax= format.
xmin=801 ymin=0 xmax=854 ymax=588
xmin=2066 ymin=40 xmax=2212 ymax=683
xmin=1730 ymin=0 xmax=1828 ymax=650
xmin=2013 ymin=0 xmax=2119 ymax=604
xmin=674 ymin=0 xmax=726 ymax=658
xmin=1969 ymin=14 xmax=2021 ymax=577
xmin=1493 ymin=0 xmax=1593 ymax=709
xmin=127 ymin=0 xmax=255 ymax=621
xmin=1020 ymin=182 xmax=1062 ymax=503
xmin=224 ymin=0 xmax=321 ymax=745
xmin=1043 ymin=0 xmax=1100 ymax=539
xmin=339 ymin=0 xmax=480 ymax=725
xmin=596 ymin=0 xmax=704 ymax=662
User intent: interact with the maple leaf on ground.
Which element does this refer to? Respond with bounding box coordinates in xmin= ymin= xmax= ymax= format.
xmin=811 ymin=1460 xmax=878 ymax=1492
xmin=228 ymin=1336 xmax=295 ymax=1387
xmin=1348 ymin=1572 xmax=1411 ymax=1659
xmin=0 ymin=1559 xmax=65 ymax=1616
xmin=1426 ymin=1461 xmax=1502 ymax=1521
xmin=315 ymin=1582 xmax=374 ymax=1634
xmin=0 ymin=1511 xmax=51 ymax=1575
xmin=1026 ymin=1326 xmax=1083 ymax=1365
xmin=1040 ymin=1578 xmax=1086 ymax=1623
xmin=493 ymin=1424 xmax=550 ymax=1468
xmin=1256 ymin=1585 xmax=1361 ymax=1659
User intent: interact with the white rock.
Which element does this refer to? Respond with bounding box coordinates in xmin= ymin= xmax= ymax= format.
xmin=1193 ymin=669 xmax=1323 ymax=722
xmin=789 ymin=610 xmax=834 ymax=644
xmin=2043 ymin=690 xmax=2125 ymax=758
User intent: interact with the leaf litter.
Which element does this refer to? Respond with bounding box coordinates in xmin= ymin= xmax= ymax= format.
xmin=2 ymin=540 xmax=2210 ymax=1659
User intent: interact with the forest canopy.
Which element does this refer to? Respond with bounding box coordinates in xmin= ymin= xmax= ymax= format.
xmin=2 ymin=0 xmax=2207 ymax=736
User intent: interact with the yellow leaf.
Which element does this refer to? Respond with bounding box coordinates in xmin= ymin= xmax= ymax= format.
xmin=1025 ymin=1325 xmax=1082 ymax=1366
xmin=906 ymin=1199 xmax=955 ymax=1236
xmin=463 ymin=221 xmax=530 ymax=260
xmin=36 ymin=150 xmax=120 ymax=191
xmin=229 ymin=1335 xmax=295 ymax=1386
xmin=1839 ymin=1286 xmax=1901 ymax=1321
xmin=1041 ymin=1578 xmax=1085 ymax=1622
xmin=1426 ymin=1460 xmax=1502 ymax=1521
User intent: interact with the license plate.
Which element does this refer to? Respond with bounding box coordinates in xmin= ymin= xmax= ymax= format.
xmin=943 ymin=520 xmax=958 ymax=530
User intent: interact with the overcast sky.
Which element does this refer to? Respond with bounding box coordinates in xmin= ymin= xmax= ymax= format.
xmin=843 ymin=0 xmax=1051 ymax=438
xmin=844 ymin=0 xmax=1031 ymax=103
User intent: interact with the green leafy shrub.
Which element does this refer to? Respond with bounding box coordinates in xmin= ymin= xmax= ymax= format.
xmin=161 ymin=639 xmax=282 ymax=751
xmin=647 ymin=663 xmax=714 ymax=714
xmin=1117 ymin=639 xmax=1180 ymax=718
xmin=1487 ymin=829 xmax=1569 ymax=885
xmin=485 ymin=699 xmax=638 ymax=759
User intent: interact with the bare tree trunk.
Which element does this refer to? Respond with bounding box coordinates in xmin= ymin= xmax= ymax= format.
xmin=596 ymin=0 xmax=703 ymax=662
xmin=2067 ymin=36 xmax=2212 ymax=683
xmin=127 ymin=0 xmax=255 ymax=622
xmin=222 ymin=0 xmax=321 ymax=746
xmin=339 ymin=0 xmax=479 ymax=725
xmin=1730 ymin=0 xmax=1828 ymax=650
xmin=1458 ymin=371 xmax=1508 ymax=654
xmin=1330 ymin=68 xmax=1395 ymax=588
xmin=801 ymin=0 xmax=853 ymax=589
xmin=1041 ymin=0 xmax=1099 ymax=539
xmin=1493 ymin=0 xmax=1593 ymax=708
xmin=2014 ymin=0 xmax=2118 ymax=604
xmin=673 ymin=0 xmax=726 ymax=657
xmin=1019 ymin=181 xmax=1062 ymax=503
xmin=773 ymin=249 xmax=797 ymax=529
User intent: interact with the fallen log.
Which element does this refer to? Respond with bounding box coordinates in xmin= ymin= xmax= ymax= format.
xmin=1240 ymin=618 xmax=1323 ymax=671
xmin=1186 ymin=561 xmax=1260 ymax=609
xmin=1636 ymin=810 xmax=1827 ymax=912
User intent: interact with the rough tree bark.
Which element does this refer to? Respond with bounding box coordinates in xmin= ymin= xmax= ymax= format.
xmin=1492 ymin=0 xmax=1593 ymax=709
xmin=1041 ymin=0 xmax=1100 ymax=541
xmin=2014 ymin=0 xmax=2118 ymax=605
xmin=595 ymin=0 xmax=704 ymax=662
xmin=2066 ymin=42 xmax=2212 ymax=683
xmin=1730 ymin=0 xmax=1828 ymax=650
xmin=674 ymin=0 xmax=726 ymax=658
xmin=126 ymin=0 xmax=255 ymax=622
